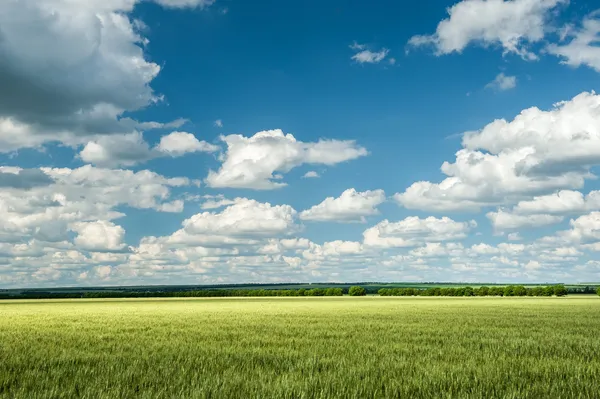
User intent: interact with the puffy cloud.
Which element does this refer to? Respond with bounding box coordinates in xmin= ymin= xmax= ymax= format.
xmin=408 ymin=0 xmax=566 ymax=59
xmin=395 ymin=91 xmax=600 ymax=212
xmin=486 ymin=209 xmax=564 ymax=230
xmin=548 ymin=12 xmax=600 ymax=73
xmin=156 ymin=131 xmax=219 ymax=156
xmin=205 ymin=129 xmax=367 ymax=189
xmin=166 ymin=198 xmax=300 ymax=246
xmin=363 ymin=216 xmax=475 ymax=248
xmin=302 ymin=240 xmax=365 ymax=260
xmin=0 ymin=165 xmax=190 ymax=246
xmin=302 ymin=171 xmax=320 ymax=178
xmin=485 ymin=73 xmax=517 ymax=91
xmin=513 ymin=190 xmax=600 ymax=214
xmin=214 ymin=119 xmax=223 ymax=128
xmin=72 ymin=221 xmax=127 ymax=252
xmin=0 ymin=167 xmax=54 ymax=189
xmin=79 ymin=133 xmax=153 ymax=167
xmin=409 ymin=242 xmax=465 ymax=258
xmin=80 ymin=131 xmax=218 ymax=167
xmin=350 ymin=42 xmax=390 ymax=64
xmin=299 ymin=189 xmax=386 ymax=223
xmin=563 ymin=212 xmax=600 ymax=242
xmin=0 ymin=0 xmax=210 ymax=153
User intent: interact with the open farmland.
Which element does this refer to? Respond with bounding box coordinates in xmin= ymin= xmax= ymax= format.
xmin=1 ymin=297 xmax=600 ymax=398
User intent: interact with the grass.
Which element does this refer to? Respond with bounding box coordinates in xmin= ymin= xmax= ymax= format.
xmin=1 ymin=297 xmax=600 ymax=398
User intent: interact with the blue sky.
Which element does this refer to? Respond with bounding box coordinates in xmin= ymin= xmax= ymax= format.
xmin=1 ymin=0 xmax=600 ymax=288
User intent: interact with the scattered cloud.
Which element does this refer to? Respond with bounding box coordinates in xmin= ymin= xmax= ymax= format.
xmin=485 ymin=73 xmax=517 ymax=91
xmin=214 ymin=119 xmax=223 ymax=128
xmin=395 ymin=91 xmax=600 ymax=212
xmin=547 ymin=12 xmax=600 ymax=73
xmin=350 ymin=42 xmax=391 ymax=64
xmin=79 ymin=131 xmax=218 ymax=167
xmin=408 ymin=0 xmax=567 ymax=59
xmin=302 ymin=171 xmax=320 ymax=179
xmin=487 ymin=210 xmax=564 ymax=230
xmin=205 ymin=129 xmax=367 ymax=189
xmin=363 ymin=216 xmax=476 ymax=248
xmin=300 ymin=189 xmax=386 ymax=223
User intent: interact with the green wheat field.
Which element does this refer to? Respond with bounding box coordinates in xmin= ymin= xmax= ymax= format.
xmin=1 ymin=297 xmax=600 ymax=398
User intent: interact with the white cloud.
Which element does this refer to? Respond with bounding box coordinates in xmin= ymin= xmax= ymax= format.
xmin=300 ymin=188 xmax=386 ymax=223
xmin=408 ymin=0 xmax=566 ymax=59
xmin=363 ymin=216 xmax=475 ymax=248
xmin=0 ymin=165 xmax=191 ymax=247
xmin=513 ymin=190 xmax=600 ymax=214
xmin=409 ymin=242 xmax=465 ymax=258
xmin=79 ymin=131 xmax=218 ymax=167
xmin=72 ymin=221 xmax=126 ymax=252
xmin=302 ymin=171 xmax=320 ymax=179
xmin=205 ymin=129 xmax=367 ymax=189
xmin=487 ymin=209 xmax=564 ymax=230
xmin=485 ymin=73 xmax=517 ymax=91
xmin=0 ymin=0 xmax=209 ymax=153
xmin=79 ymin=133 xmax=153 ymax=167
xmin=153 ymin=0 xmax=215 ymax=8
xmin=214 ymin=119 xmax=223 ymax=128
xmin=547 ymin=12 xmax=600 ymax=72
xmin=156 ymin=131 xmax=219 ymax=156
xmin=175 ymin=198 xmax=299 ymax=241
xmin=350 ymin=42 xmax=390 ymax=64
xmin=200 ymin=195 xmax=238 ymax=210
xmin=507 ymin=232 xmax=522 ymax=241
xmin=395 ymin=91 xmax=600 ymax=212
xmin=302 ymin=240 xmax=365 ymax=260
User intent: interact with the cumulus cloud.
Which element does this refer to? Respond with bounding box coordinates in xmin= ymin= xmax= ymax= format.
xmin=363 ymin=216 xmax=476 ymax=248
xmin=395 ymin=91 xmax=600 ymax=212
xmin=79 ymin=131 xmax=218 ymax=167
xmin=300 ymin=189 xmax=386 ymax=223
xmin=513 ymin=190 xmax=600 ymax=214
xmin=485 ymin=73 xmax=517 ymax=91
xmin=166 ymin=198 xmax=300 ymax=247
xmin=205 ymin=129 xmax=367 ymax=189
xmin=72 ymin=221 xmax=127 ymax=252
xmin=487 ymin=209 xmax=564 ymax=230
xmin=547 ymin=12 xmax=600 ymax=73
xmin=350 ymin=42 xmax=390 ymax=64
xmin=0 ymin=165 xmax=191 ymax=247
xmin=214 ymin=119 xmax=223 ymax=128
xmin=408 ymin=0 xmax=566 ymax=59
xmin=157 ymin=131 xmax=219 ymax=156
xmin=0 ymin=0 xmax=210 ymax=153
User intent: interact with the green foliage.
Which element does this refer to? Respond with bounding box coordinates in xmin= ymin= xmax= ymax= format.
xmin=375 ymin=285 xmax=571 ymax=297
xmin=348 ymin=286 xmax=367 ymax=296
xmin=1 ymin=298 xmax=600 ymax=398
xmin=553 ymin=285 xmax=568 ymax=297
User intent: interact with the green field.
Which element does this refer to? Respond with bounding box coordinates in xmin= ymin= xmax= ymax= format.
xmin=1 ymin=297 xmax=600 ymax=398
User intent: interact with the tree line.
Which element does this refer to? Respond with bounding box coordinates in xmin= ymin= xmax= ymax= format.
xmin=2 ymin=285 xmax=599 ymax=300
xmin=378 ymin=285 xmax=570 ymax=297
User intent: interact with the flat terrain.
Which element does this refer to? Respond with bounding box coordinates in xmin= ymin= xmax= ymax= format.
xmin=1 ymin=297 xmax=599 ymax=398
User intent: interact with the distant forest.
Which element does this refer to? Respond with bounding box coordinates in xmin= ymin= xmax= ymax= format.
xmin=1 ymin=282 xmax=598 ymax=299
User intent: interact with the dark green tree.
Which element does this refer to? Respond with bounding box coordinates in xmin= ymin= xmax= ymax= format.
xmin=348 ymin=286 xmax=367 ymax=296
xmin=553 ymin=285 xmax=568 ymax=297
